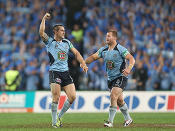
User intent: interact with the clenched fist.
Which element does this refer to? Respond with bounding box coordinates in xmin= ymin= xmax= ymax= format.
xmin=43 ymin=13 xmax=51 ymax=20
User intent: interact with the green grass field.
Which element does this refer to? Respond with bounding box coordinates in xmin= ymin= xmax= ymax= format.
xmin=0 ymin=113 xmax=175 ymax=131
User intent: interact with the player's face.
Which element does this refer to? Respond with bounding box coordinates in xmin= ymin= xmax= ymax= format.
xmin=56 ymin=26 xmax=65 ymax=39
xmin=106 ymin=32 xmax=115 ymax=45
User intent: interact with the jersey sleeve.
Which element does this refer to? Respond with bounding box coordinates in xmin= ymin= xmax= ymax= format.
xmin=63 ymin=39 xmax=74 ymax=49
xmin=68 ymin=41 xmax=74 ymax=49
xmin=118 ymin=45 xmax=129 ymax=58
xmin=97 ymin=47 xmax=105 ymax=58
xmin=43 ymin=37 xmax=53 ymax=45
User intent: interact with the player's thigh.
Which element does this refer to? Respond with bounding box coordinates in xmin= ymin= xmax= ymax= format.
xmin=111 ymin=87 xmax=123 ymax=99
xmin=117 ymin=92 xmax=125 ymax=106
xmin=50 ymin=83 xmax=61 ymax=96
xmin=63 ymin=83 xmax=76 ymax=103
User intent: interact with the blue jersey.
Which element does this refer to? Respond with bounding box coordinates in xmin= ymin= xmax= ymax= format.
xmin=43 ymin=37 xmax=74 ymax=72
xmin=98 ymin=44 xmax=129 ymax=81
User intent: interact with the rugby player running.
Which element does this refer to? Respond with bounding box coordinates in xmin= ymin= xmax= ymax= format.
xmin=85 ymin=30 xmax=135 ymax=127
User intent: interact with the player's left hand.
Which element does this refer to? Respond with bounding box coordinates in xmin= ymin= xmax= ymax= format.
xmin=80 ymin=64 xmax=88 ymax=73
xmin=122 ymin=68 xmax=131 ymax=77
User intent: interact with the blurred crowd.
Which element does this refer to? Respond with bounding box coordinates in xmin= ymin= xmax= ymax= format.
xmin=0 ymin=0 xmax=175 ymax=91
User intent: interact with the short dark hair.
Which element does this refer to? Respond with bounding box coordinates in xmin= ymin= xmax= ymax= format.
xmin=107 ymin=30 xmax=118 ymax=38
xmin=53 ymin=24 xmax=64 ymax=33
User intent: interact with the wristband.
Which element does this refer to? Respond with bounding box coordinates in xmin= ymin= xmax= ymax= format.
xmin=128 ymin=64 xmax=133 ymax=70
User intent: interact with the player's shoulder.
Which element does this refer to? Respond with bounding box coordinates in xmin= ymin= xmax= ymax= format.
xmin=48 ymin=36 xmax=54 ymax=41
xmin=115 ymin=43 xmax=127 ymax=51
xmin=100 ymin=45 xmax=108 ymax=52
xmin=117 ymin=43 xmax=125 ymax=48
xmin=62 ymin=38 xmax=71 ymax=44
xmin=44 ymin=36 xmax=54 ymax=45
xmin=46 ymin=37 xmax=55 ymax=45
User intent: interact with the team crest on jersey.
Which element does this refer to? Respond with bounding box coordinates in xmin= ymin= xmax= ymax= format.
xmin=58 ymin=51 xmax=67 ymax=61
xmin=106 ymin=60 xmax=115 ymax=70
xmin=55 ymin=78 xmax=61 ymax=83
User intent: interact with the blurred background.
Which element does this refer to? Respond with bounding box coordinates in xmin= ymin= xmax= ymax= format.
xmin=0 ymin=0 xmax=175 ymax=92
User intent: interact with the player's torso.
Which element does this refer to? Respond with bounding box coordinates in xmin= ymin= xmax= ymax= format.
xmin=46 ymin=40 xmax=70 ymax=72
xmin=102 ymin=49 xmax=124 ymax=81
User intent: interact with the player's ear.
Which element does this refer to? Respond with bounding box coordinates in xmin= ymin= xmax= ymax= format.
xmin=53 ymin=30 xmax=57 ymax=34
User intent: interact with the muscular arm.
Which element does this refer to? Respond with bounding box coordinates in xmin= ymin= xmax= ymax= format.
xmin=125 ymin=53 xmax=135 ymax=70
xmin=71 ymin=47 xmax=88 ymax=72
xmin=85 ymin=52 xmax=100 ymax=64
xmin=39 ymin=13 xmax=50 ymax=42
xmin=71 ymin=48 xmax=85 ymax=64
xmin=122 ymin=53 xmax=135 ymax=76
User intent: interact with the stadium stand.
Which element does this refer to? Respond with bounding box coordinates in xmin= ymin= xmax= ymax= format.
xmin=0 ymin=0 xmax=175 ymax=91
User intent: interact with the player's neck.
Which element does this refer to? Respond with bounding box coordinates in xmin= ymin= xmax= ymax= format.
xmin=54 ymin=36 xmax=62 ymax=42
xmin=108 ymin=41 xmax=117 ymax=50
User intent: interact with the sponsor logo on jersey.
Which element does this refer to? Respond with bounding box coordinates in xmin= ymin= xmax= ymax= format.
xmin=58 ymin=51 xmax=67 ymax=60
xmin=106 ymin=60 xmax=115 ymax=70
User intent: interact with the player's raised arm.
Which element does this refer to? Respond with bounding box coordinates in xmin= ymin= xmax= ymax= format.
xmin=39 ymin=13 xmax=50 ymax=42
xmin=85 ymin=51 xmax=100 ymax=64
xmin=122 ymin=53 xmax=135 ymax=76
xmin=70 ymin=47 xmax=88 ymax=73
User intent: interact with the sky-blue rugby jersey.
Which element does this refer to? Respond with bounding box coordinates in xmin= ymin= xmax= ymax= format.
xmin=98 ymin=44 xmax=129 ymax=81
xmin=43 ymin=37 xmax=74 ymax=72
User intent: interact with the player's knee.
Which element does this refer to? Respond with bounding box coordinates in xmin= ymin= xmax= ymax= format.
xmin=71 ymin=95 xmax=76 ymax=102
xmin=117 ymin=98 xmax=124 ymax=107
xmin=52 ymin=91 xmax=58 ymax=97
xmin=52 ymin=92 xmax=60 ymax=101
xmin=69 ymin=95 xmax=76 ymax=104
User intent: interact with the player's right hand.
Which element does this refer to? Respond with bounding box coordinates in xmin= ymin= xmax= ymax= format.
xmin=122 ymin=68 xmax=131 ymax=77
xmin=80 ymin=64 xmax=88 ymax=73
xmin=44 ymin=13 xmax=51 ymax=20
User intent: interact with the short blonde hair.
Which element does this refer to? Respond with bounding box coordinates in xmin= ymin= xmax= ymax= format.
xmin=107 ymin=30 xmax=117 ymax=38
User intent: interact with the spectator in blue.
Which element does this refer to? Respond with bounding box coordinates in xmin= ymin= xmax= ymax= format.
xmin=25 ymin=58 xmax=39 ymax=91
